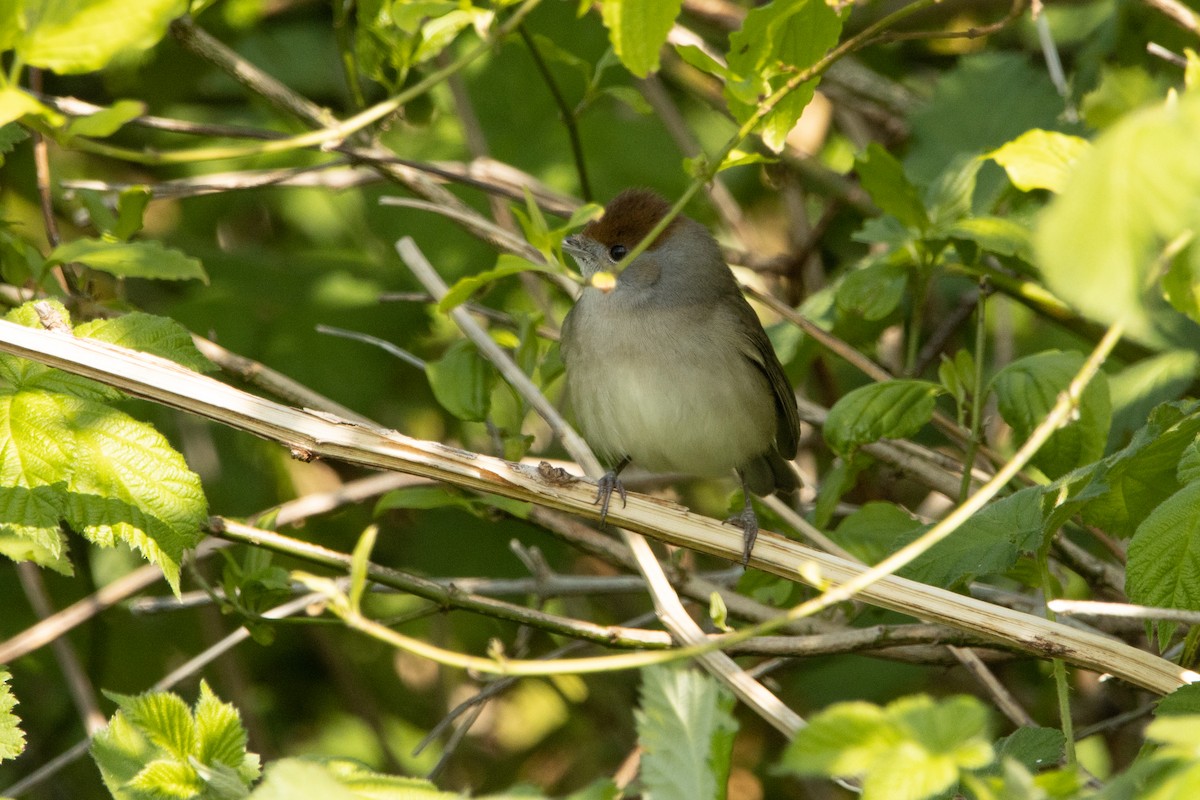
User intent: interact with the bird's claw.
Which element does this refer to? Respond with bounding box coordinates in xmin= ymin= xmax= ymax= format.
xmin=595 ymin=470 xmax=628 ymax=525
xmin=724 ymin=507 xmax=760 ymax=566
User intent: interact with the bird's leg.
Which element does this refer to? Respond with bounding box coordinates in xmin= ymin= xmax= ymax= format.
xmin=595 ymin=456 xmax=631 ymax=525
xmin=726 ymin=471 xmax=759 ymax=566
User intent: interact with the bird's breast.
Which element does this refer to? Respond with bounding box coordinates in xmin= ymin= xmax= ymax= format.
xmin=562 ymin=296 xmax=775 ymax=476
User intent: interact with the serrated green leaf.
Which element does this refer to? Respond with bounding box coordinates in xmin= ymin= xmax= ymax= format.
xmin=1126 ymin=481 xmax=1200 ymax=648
xmin=1034 ymin=91 xmax=1200 ymax=347
xmin=824 ymin=380 xmax=942 ymax=456
xmin=194 ymin=681 xmax=255 ymax=778
xmin=92 ymin=709 xmax=158 ymax=796
xmin=724 ymin=0 xmax=843 ymax=153
xmin=0 ymin=669 xmax=26 ymax=762
xmin=600 ymin=0 xmax=681 ymax=78
xmin=75 ymin=312 xmax=214 ymax=372
xmin=635 ymin=665 xmax=737 ymax=800
xmin=425 ymin=340 xmax=495 ymax=422
xmin=988 ymin=130 xmax=1090 ymax=194
xmin=62 ymin=401 xmax=207 ymax=592
xmin=0 ymin=484 xmax=72 ymax=574
xmin=3 ymin=307 xmax=209 ymax=589
xmin=16 ymin=0 xmax=187 ymax=74
xmin=49 ymin=237 xmax=207 ymax=282
xmin=990 ymin=351 xmax=1111 ymax=479
xmin=127 ymin=758 xmax=203 ymax=798
xmin=898 ymin=486 xmax=1044 ymax=588
xmin=437 ymin=254 xmax=551 ymax=313
xmin=855 ymin=143 xmax=929 ymax=230
xmin=123 ymin=691 xmax=197 ymax=761
xmin=64 ymin=99 xmax=145 ymax=139
xmin=1065 ymin=400 xmax=1200 ymax=539
xmin=94 ymin=683 xmax=258 ymax=800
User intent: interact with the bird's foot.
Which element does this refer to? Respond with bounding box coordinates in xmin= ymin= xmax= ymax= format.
xmin=724 ymin=506 xmax=759 ymax=566
xmin=594 ymin=470 xmax=628 ymax=526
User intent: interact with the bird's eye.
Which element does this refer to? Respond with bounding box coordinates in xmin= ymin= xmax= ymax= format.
xmin=609 ymin=244 xmax=627 ymax=261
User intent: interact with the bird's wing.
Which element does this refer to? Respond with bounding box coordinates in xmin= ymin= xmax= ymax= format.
xmin=732 ymin=295 xmax=800 ymax=458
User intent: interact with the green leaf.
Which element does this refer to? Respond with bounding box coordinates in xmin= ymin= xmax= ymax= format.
xmin=48 ymin=237 xmax=208 ymax=282
xmin=194 ymin=682 xmax=258 ymax=782
xmin=832 ymin=502 xmax=925 ymax=565
xmin=898 ymin=486 xmax=1045 ymax=588
xmin=1158 ymin=684 xmax=1200 ymax=717
xmin=1162 ymin=243 xmax=1200 ymax=324
xmin=1075 ymin=399 xmax=1200 ymax=539
xmin=855 ymin=143 xmax=929 ymax=230
xmin=988 ymin=130 xmax=1090 ymax=193
xmin=672 ymin=44 xmax=730 ymax=81
xmin=438 ymin=254 xmax=551 ymax=313
xmin=0 ymin=484 xmax=72 ymax=575
xmin=780 ymin=701 xmax=901 ymax=777
xmin=924 ymin=154 xmax=983 ymax=225
xmin=600 ymin=0 xmax=681 ymax=78
xmin=0 ymin=304 xmax=207 ymax=591
xmin=1034 ymin=91 xmax=1200 ymax=347
xmin=990 ymin=351 xmax=1111 ymax=480
xmin=63 ymin=401 xmax=208 ymax=592
xmin=635 ymin=665 xmax=737 ymax=800
xmin=348 ymin=525 xmax=377 ymax=613
xmin=994 ymin=726 xmax=1066 ymax=773
xmin=824 ymin=380 xmax=943 ymax=456
xmin=94 ymin=683 xmax=258 ymax=800
xmin=15 ymin=0 xmax=187 ymax=74
xmin=1146 ymin=714 xmax=1200 ymax=754
xmin=0 ymin=669 xmax=26 ymax=762
xmin=724 ymin=0 xmax=843 ymax=153
xmin=64 ymin=98 xmax=146 ymax=139
xmin=1081 ymin=66 xmax=1169 ymax=130
xmin=788 ymin=696 xmax=993 ymax=800
xmin=0 ymin=86 xmax=65 ymax=127
xmin=120 ymin=689 xmax=198 ymax=761
xmin=943 ymin=216 xmax=1035 ymax=265
xmin=250 ymin=757 xmax=460 ymax=799
xmin=425 ymin=340 xmax=496 ymax=422
xmin=907 ymin=53 xmax=1065 ymax=187
xmin=1126 ymin=481 xmax=1200 ymax=649
xmin=835 ymin=261 xmax=909 ymax=321
xmin=75 ymin=312 xmax=215 ymax=372
xmin=113 ymin=187 xmax=152 ymax=241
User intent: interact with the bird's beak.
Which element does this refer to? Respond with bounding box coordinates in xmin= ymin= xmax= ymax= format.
xmin=562 ymin=235 xmax=586 ymax=258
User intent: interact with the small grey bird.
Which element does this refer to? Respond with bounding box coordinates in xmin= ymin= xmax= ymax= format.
xmin=559 ymin=189 xmax=800 ymax=564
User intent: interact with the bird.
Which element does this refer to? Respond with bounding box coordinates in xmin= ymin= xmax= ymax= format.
xmin=559 ymin=188 xmax=800 ymax=564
